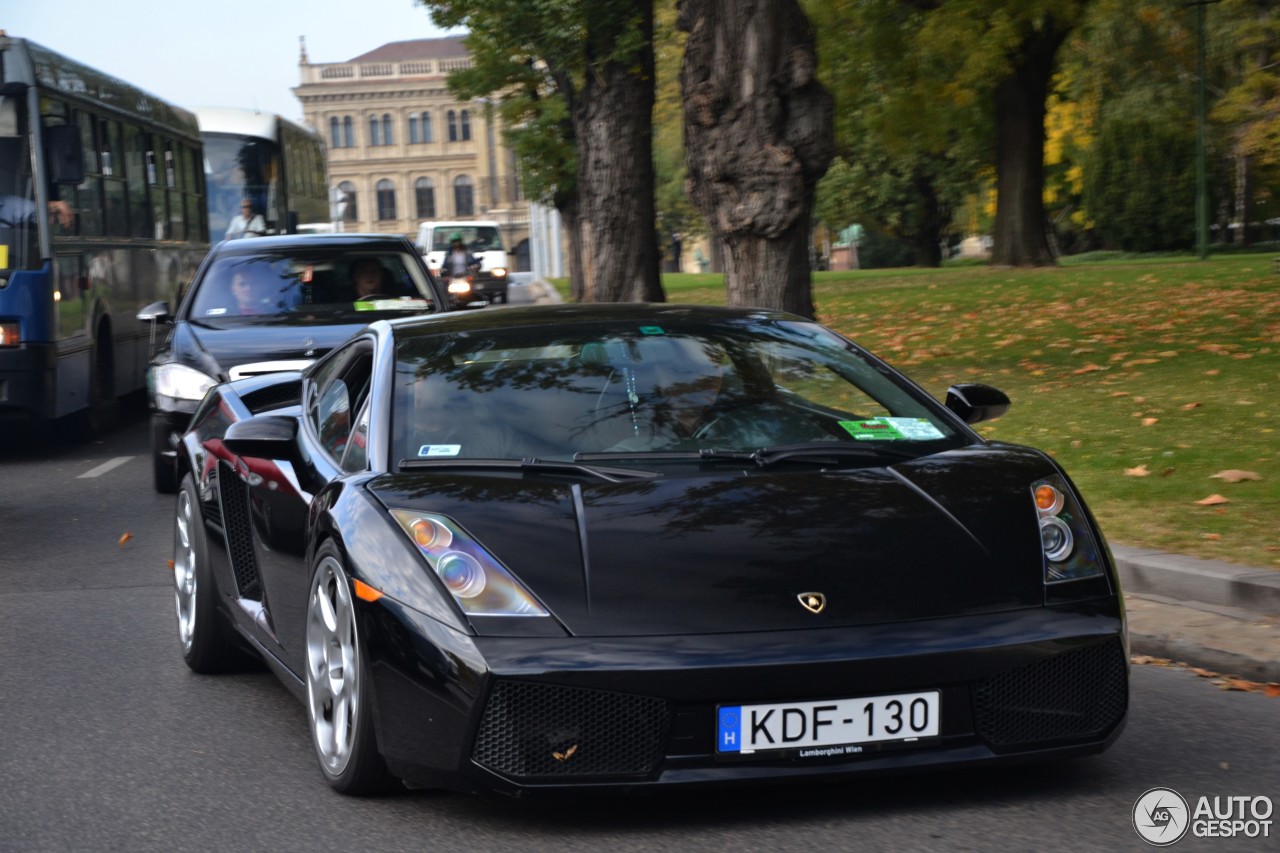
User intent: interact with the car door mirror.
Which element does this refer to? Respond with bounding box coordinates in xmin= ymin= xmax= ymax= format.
xmin=945 ymin=383 xmax=1011 ymax=425
xmin=225 ymin=415 xmax=299 ymax=459
xmin=137 ymin=301 xmax=172 ymax=323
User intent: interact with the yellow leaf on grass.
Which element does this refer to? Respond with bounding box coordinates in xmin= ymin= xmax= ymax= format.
xmin=1181 ymin=402 xmax=1202 ymax=410
xmin=118 ymin=532 xmax=133 ymax=548
xmin=1124 ymin=465 xmax=1151 ymax=477
xmin=1141 ymin=418 xmax=1159 ymax=427
xmin=1209 ymin=470 xmax=1261 ymax=483
xmin=1196 ymin=494 xmax=1229 ymax=506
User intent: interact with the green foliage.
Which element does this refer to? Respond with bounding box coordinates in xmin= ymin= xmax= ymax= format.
xmin=1083 ymin=116 xmax=1196 ymax=253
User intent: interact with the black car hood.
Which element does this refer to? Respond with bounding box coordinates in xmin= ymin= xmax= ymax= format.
xmin=370 ymin=446 xmax=1061 ymax=637
xmin=169 ymin=318 xmax=369 ymax=380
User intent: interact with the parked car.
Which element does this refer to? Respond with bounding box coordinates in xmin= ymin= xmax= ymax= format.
xmin=139 ymin=233 xmax=450 ymax=493
xmin=169 ymin=303 xmax=1127 ymax=795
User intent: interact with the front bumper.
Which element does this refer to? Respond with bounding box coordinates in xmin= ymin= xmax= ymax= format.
xmin=360 ymin=600 xmax=1128 ymax=794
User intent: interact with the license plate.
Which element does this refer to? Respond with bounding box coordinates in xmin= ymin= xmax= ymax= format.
xmin=716 ymin=691 xmax=940 ymax=755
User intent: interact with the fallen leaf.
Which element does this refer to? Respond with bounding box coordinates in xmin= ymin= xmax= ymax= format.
xmin=1124 ymin=465 xmax=1151 ymax=477
xmin=1204 ymin=533 xmax=1222 ymax=540
xmin=1188 ymin=667 xmax=1218 ymax=678
xmin=1181 ymin=402 xmax=1201 ymax=410
xmin=1141 ymin=418 xmax=1159 ymax=427
xmin=1265 ymin=684 xmax=1280 ymax=698
xmin=1109 ymin=391 xmax=1130 ymax=397
xmin=1195 ymin=494 xmax=1229 ymax=506
xmin=167 ymin=559 xmax=175 ymax=571
xmin=1130 ymin=655 xmax=1174 ymax=667
xmin=1073 ymin=363 xmax=1104 ymax=375
xmin=1160 ymin=467 xmax=1177 ymax=477
xmin=118 ymin=532 xmax=133 ymax=548
xmin=1219 ymin=678 xmax=1260 ymax=692
xmin=1209 ymin=470 xmax=1261 ymax=483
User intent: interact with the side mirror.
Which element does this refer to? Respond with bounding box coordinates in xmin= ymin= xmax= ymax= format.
xmin=945 ymin=383 xmax=1011 ymax=425
xmin=137 ymin=301 xmax=172 ymax=323
xmin=44 ymin=125 xmax=85 ymax=186
xmin=225 ymin=415 xmax=298 ymax=459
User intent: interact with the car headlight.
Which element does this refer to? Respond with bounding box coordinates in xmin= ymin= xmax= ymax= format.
xmin=390 ymin=510 xmax=549 ymax=617
xmin=447 ymin=279 xmax=472 ymax=294
xmin=489 ymin=267 xmax=507 ymax=278
xmin=1031 ymin=475 xmax=1104 ymax=583
xmin=153 ymin=362 xmax=217 ymax=402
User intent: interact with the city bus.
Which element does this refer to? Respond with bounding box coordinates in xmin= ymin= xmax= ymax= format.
xmin=0 ymin=35 xmax=209 ymax=429
xmin=195 ymin=107 xmax=328 ymax=241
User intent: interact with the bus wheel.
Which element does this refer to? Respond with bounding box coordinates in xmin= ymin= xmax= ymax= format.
xmin=82 ymin=330 xmax=119 ymax=436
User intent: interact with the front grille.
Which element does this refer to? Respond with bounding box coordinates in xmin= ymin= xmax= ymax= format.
xmin=974 ymin=638 xmax=1127 ymax=748
xmin=473 ymin=681 xmax=672 ymax=780
xmin=217 ymin=461 xmax=262 ymax=599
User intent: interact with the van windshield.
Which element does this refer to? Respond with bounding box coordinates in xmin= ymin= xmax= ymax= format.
xmin=431 ymin=226 xmax=503 ymax=253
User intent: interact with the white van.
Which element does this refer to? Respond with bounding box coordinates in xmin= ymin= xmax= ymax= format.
xmin=416 ymin=221 xmax=509 ymax=276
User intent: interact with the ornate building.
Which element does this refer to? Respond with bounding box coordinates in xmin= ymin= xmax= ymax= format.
xmin=293 ymin=36 xmax=528 ymax=263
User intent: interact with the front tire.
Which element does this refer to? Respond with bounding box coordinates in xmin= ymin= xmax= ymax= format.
xmin=174 ymin=473 xmax=241 ymax=672
xmin=305 ymin=543 xmax=396 ymax=794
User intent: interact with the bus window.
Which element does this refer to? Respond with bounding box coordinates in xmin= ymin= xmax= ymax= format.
xmin=76 ymin=111 xmax=102 ymax=237
xmin=0 ymin=99 xmax=39 ymax=274
xmin=103 ymin=119 xmax=129 ymax=237
xmin=123 ymin=125 xmax=151 ymax=239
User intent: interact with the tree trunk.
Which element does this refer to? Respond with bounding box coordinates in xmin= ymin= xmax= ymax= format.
xmin=679 ymin=0 xmax=833 ymax=318
xmin=989 ymin=21 xmax=1066 ymax=267
xmin=576 ymin=5 xmax=665 ymax=303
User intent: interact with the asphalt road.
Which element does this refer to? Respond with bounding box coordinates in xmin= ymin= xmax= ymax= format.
xmin=1 ymin=406 xmax=1275 ymax=852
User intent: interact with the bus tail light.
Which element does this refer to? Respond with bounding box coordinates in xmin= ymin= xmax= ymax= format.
xmin=0 ymin=323 xmax=20 ymax=347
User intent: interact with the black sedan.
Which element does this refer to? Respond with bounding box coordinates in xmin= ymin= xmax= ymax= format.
xmin=170 ymin=304 xmax=1127 ymax=795
xmin=140 ymin=233 xmax=450 ymax=493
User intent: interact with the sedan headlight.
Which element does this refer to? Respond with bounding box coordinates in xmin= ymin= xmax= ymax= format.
xmin=153 ymin=362 xmax=217 ymax=402
xmin=489 ymin=267 xmax=507 ymax=278
xmin=390 ymin=510 xmax=549 ymax=617
xmin=1031 ymin=475 xmax=1104 ymax=583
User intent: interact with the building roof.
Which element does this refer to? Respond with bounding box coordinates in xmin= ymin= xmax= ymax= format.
xmin=348 ymin=36 xmax=468 ymax=63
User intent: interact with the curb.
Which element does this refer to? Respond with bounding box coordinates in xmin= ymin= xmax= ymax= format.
xmin=1112 ymin=545 xmax=1280 ymax=617
xmin=1113 ymin=545 xmax=1280 ymax=683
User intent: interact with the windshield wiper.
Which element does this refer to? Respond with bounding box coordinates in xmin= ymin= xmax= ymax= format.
xmin=576 ymin=443 xmax=918 ymax=469
xmin=398 ymin=457 xmax=659 ymax=483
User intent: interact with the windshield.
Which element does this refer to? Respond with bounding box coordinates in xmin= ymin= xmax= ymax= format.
xmin=187 ymin=247 xmax=438 ymax=322
xmin=0 ymin=95 xmax=40 ymax=276
xmin=392 ymin=318 xmax=965 ymax=467
xmin=204 ymin=133 xmax=282 ymax=238
xmin=430 ymin=226 xmax=503 ymax=253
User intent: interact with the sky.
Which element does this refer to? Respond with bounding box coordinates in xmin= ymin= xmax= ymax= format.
xmin=5 ymin=0 xmax=462 ymax=121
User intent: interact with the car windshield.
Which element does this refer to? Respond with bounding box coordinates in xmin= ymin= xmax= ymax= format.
xmin=392 ymin=318 xmax=966 ymax=467
xmin=430 ymin=226 xmax=503 ymax=253
xmin=187 ymin=247 xmax=438 ymax=322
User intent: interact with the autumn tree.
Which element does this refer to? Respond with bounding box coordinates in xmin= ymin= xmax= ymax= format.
xmin=421 ymin=0 xmax=663 ymax=303
xmin=678 ymin=0 xmax=834 ymax=318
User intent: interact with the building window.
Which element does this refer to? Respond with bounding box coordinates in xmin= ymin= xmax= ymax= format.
xmin=369 ymin=115 xmax=381 ymax=147
xmin=447 ymin=110 xmax=457 ymax=142
xmin=408 ymin=114 xmax=419 ymax=145
xmin=422 ymin=111 xmax=433 ymax=143
xmin=343 ymin=116 xmax=354 ymax=148
xmin=382 ymin=114 xmax=394 ymax=145
xmin=415 ymin=177 xmax=435 ymax=219
xmin=376 ymin=179 xmax=396 ymax=220
xmin=460 ymin=109 xmax=471 ymax=142
xmin=329 ymin=117 xmax=340 ymax=149
xmin=453 ymin=175 xmax=474 ymax=216
xmin=338 ymin=181 xmax=358 ymax=222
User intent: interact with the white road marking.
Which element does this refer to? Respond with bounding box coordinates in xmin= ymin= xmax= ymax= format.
xmin=77 ymin=456 xmax=134 ymax=479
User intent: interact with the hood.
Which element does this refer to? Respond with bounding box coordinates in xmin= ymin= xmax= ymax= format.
xmin=170 ymin=319 xmax=368 ymax=381
xmin=371 ymin=446 xmax=1059 ymax=637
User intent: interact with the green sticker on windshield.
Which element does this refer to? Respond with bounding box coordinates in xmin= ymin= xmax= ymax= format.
xmin=638 ymin=326 xmax=666 ymax=335
xmin=839 ymin=418 xmax=945 ymax=441
xmin=354 ymin=301 xmax=376 ymax=311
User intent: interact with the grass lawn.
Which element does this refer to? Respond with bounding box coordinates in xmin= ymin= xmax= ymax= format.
xmin=550 ymin=254 xmax=1280 ymax=569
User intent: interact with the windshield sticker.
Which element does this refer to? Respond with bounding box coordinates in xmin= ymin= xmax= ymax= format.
xmin=839 ymin=418 xmax=944 ymax=441
xmin=356 ymin=298 xmax=429 ymax=311
xmin=638 ymin=326 xmax=666 ymax=335
xmin=206 ymin=307 xmax=228 ymax=316
xmin=418 ymin=444 xmax=462 ymax=457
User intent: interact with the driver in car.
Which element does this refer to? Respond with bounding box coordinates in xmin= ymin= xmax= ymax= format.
xmin=352 ymin=257 xmax=391 ymax=300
